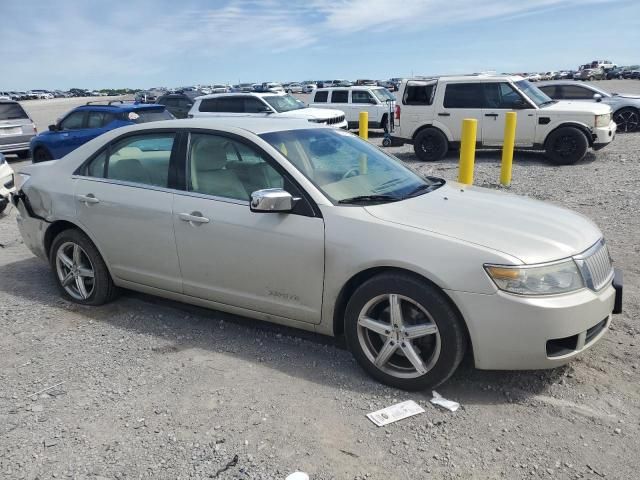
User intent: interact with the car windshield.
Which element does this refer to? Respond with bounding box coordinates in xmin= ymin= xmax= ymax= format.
xmin=263 ymin=94 xmax=306 ymax=113
xmin=0 ymin=102 xmax=29 ymax=120
xmin=515 ymin=80 xmax=554 ymax=107
xmin=260 ymin=128 xmax=441 ymax=204
xmin=371 ymin=88 xmax=396 ymax=102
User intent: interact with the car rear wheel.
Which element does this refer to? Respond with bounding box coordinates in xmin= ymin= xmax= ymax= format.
xmin=545 ymin=127 xmax=589 ymax=165
xmin=50 ymin=229 xmax=118 ymax=305
xmin=413 ymin=128 xmax=448 ymax=162
xmin=613 ymin=108 xmax=640 ymax=133
xmin=33 ymin=147 xmax=52 ymax=163
xmin=345 ymin=273 xmax=467 ymax=390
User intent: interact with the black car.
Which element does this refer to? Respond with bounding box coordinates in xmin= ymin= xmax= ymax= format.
xmin=155 ymin=91 xmax=201 ymax=119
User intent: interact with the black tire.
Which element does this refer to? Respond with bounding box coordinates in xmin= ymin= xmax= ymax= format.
xmin=16 ymin=150 xmax=30 ymax=159
xmin=33 ymin=147 xmax=53 ymax=163
xmin=50 ymin=229 xmax=118 ymax=306
xmin=344 ymin=273 xmax=467 ymax=391
xmin=544 ymin=127 xmax=589 ymax=165
xmin=413 ymin=128 xmax=448 ymax=162
xmin=0 ymin=199 xmax=7 ymax=215
xmin=613 ymin=107 xmax=640 ymax=133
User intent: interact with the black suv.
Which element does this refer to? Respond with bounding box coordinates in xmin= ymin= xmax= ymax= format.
xmin=156 ymin=91 xmax=201 ymax=119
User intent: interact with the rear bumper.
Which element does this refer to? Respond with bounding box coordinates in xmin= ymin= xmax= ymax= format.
xmin=446 ymin=282 xmax=617 ymax=370
xmin=0 ymin=140 xmax=32 ymax=153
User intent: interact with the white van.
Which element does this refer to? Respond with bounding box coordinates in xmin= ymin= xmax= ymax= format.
xmin=309 ymin=86 xmax=396 ymax=131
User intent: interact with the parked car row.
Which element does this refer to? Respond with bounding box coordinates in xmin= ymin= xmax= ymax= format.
xmin=0 ymin=89 xmax=116 ymax=101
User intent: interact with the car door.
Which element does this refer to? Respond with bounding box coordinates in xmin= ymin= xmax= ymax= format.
xmin=481 ymin=82 xmax=538 ymax=147
xmin=74 ymin=130 xmax=182 ymax=292
xmin=172 ymin=131 xmax=325 ymax=324
xmin=439 ymin=82 xmax=484 ymax=141
xmin=351 ymin=90 xmax=379 ymax=127
xmin=54 ymin=111 xmax=88 ymax=157
xmin=328 ymin=90 xmax=351 ymax=124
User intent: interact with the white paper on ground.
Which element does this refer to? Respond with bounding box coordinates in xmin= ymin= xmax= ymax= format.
xmin=285 ymin=473 xmax=309 ymax=480
xmin=366 ymin=400 xmax=425 ymax=427
xmin=430 ymin=390 xmax=460 ymax=412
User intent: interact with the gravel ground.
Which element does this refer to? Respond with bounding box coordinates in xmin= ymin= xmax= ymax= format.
xmin=1 ymin=81 xmax=639 ymax=480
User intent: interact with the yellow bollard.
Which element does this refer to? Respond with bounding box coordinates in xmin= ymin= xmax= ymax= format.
xmin=500 ymin=112 xmax=517 ymax=187
xmin=458 ymin=118 xmax=477 ymax=185
xmin=359 ymin=111 xmax=369 ymax=140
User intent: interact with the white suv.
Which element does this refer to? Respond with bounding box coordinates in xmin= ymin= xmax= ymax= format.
xmin=189 ymin=92 xmax=347 ymax=128
xmin=309 ymin=86 xmax=396 ymax=131
xmin=393 ymin=75 xmax=616 ymax=165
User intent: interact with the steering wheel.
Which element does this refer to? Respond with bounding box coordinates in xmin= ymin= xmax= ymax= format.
xmin=341 ymin=168 xmax=359 ymax=180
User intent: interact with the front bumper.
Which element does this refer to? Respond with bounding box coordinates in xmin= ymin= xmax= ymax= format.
xmin=0 ymin=172 xmax=15 ymax=198
xmin=446 ymin=279 xmax=618 ymax=370
xmin=592 ymin=120 xmax=616 ymax=149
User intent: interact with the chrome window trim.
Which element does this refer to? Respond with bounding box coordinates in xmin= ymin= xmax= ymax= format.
xmin=71 ymin=175 xmax=179 ymax=194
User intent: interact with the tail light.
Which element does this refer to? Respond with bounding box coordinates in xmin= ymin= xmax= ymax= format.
xmin=395 ymin=105 xmax=401 ymax=121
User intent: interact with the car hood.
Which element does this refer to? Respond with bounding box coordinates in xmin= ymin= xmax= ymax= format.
xmin=541 ymin=101 xmax=611 ymax=115
xmin=279 ymin=107 xmax=344 ymax=120
xmin=613 ymin=93 xmax=640 ymax=100
xmin=364 ymin=183 xmax=602 ymax=264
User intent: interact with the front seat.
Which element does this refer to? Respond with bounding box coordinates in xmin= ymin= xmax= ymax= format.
xmin=190 ymin=136 xmax=249 ymax=200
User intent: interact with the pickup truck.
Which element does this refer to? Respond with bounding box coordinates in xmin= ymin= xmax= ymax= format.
xmin=393 ymin=75 xmax=616 ymax=165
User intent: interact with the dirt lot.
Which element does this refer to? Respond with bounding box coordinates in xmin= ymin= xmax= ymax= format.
xmin=1 ymin=81 xmax=639 ymax=479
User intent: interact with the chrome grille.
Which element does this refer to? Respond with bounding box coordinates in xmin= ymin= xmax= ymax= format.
xmin=574 ymin=239 xmax=614 ymax=291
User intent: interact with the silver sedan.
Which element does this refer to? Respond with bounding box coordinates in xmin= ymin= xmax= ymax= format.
xmin=538 ymin=80 xmax=640 ymax=132
xmin=12 ymin=118 xmax=622 ymax=390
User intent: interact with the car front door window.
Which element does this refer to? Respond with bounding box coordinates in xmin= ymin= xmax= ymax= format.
xmin=188 ymin=133 xmax=284 ymax=201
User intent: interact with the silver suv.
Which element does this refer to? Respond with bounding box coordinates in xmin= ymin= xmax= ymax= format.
xmin=0 ymin=100 xmax=37 ymax=158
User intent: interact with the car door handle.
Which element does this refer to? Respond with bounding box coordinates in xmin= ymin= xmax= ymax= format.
xmin=178 ymin=212 xmax=210 ymax=224
xmin=77 ymin=194 xmax=99 ymax=204
xmin=484 ymin=113 xmax=499 ymax=118
xmin=437 ymin=113 xmax=450 ymax=117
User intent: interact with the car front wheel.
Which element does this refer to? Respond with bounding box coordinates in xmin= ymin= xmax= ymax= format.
xmin=345 ymin=273 xmax=467 ymax=390
xmin=33 ymin=147 xmax=53 ymax=163
xmin=50 ymin=229 xmax=117 ymax=305
xmin=613 ymin=107 xmax=640 ymax=133
xmin=544 ymin=127 xmax=589 ymax=165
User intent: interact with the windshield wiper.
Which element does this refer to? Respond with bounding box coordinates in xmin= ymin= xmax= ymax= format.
xmin=403 ymin=180 xmax=445 ymax=198
xmin=338 ymin=194 xmax=400 ymax=204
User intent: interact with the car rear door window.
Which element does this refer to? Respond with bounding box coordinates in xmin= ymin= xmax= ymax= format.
xmin=443 ymin=83 xmax=485 ymax=108
xmin=330 ymin=90 xmax=349 ymax=103
xmin=85 ymin=133 xmax=175 ymax=188
xmin=0 ymin=102 xmax=29 ymax=120
xmin=538 ymin=85 xmax=559 ymax=98
xmin=558 ymin=85 xmax=594 ymax=100
xmin=188 ymin=133 xmax=284 ymax=201
xmin=313 ymin=91 xmax=328 ymax=103
xmin=60 ymin=111 xmax=86 ymax=130
xmin=129 ymin=109 xmax=174 ymax=123
xmin=198 ymin=97 xmax=244 ymax=113
xmin=87 ymin=111 xmax=116 ymax=128
xmin=352 ymin=91 xmax=375 ymax=104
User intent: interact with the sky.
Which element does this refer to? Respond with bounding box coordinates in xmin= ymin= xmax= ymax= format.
xmin=1 ymin=0 xmax=639 ymax=90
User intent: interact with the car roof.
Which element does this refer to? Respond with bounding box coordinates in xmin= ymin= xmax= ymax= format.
xmin=315 ymin=85 xmax=386 ymax=90
xmin=537 ymin=80 xmax=595 ymax=86
xmin=405 ymin=74 xmax=525 ymax=83
xmin=194 ymin=92 xmax=287 ymax=100
xmin=115 ymin=117 xmax=329 ymax=135
xmin=73 ymin=102 xmax=166 ymax=112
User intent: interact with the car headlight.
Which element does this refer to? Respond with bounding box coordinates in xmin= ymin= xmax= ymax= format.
xmin=484 ymin=260 xmax=584 ymax=295
xmin=595 ymin=113 xmax=611 ymax=127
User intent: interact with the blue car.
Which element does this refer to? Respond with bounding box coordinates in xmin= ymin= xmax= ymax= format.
xmin=30 ymin=101 xmax=174 ymax=162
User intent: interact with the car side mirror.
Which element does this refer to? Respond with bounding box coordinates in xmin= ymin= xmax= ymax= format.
xmin=250 ymin=188 xmax=296 ymax=213
xmin=593 ymin=93 xmax=603 ymax=102
xmin=48 ymin=124 xmax=59 ymax=132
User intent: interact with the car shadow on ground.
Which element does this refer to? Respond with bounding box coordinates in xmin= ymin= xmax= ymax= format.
xmin=392 ymin=149 xmax=599 ymax=167
xmin=0 ymin=256 xmax=569 ymax=405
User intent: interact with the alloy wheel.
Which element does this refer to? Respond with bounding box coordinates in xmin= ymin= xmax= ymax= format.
xmin=613 ymin=110 xmax=640 ymax=133
xmin=55 ymin=242 xmax=96 ymax=300
xmin=554 ymin=135 xmax=578 ymax=158
xmin=357 ymin=294 xmax=441 ymax=379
